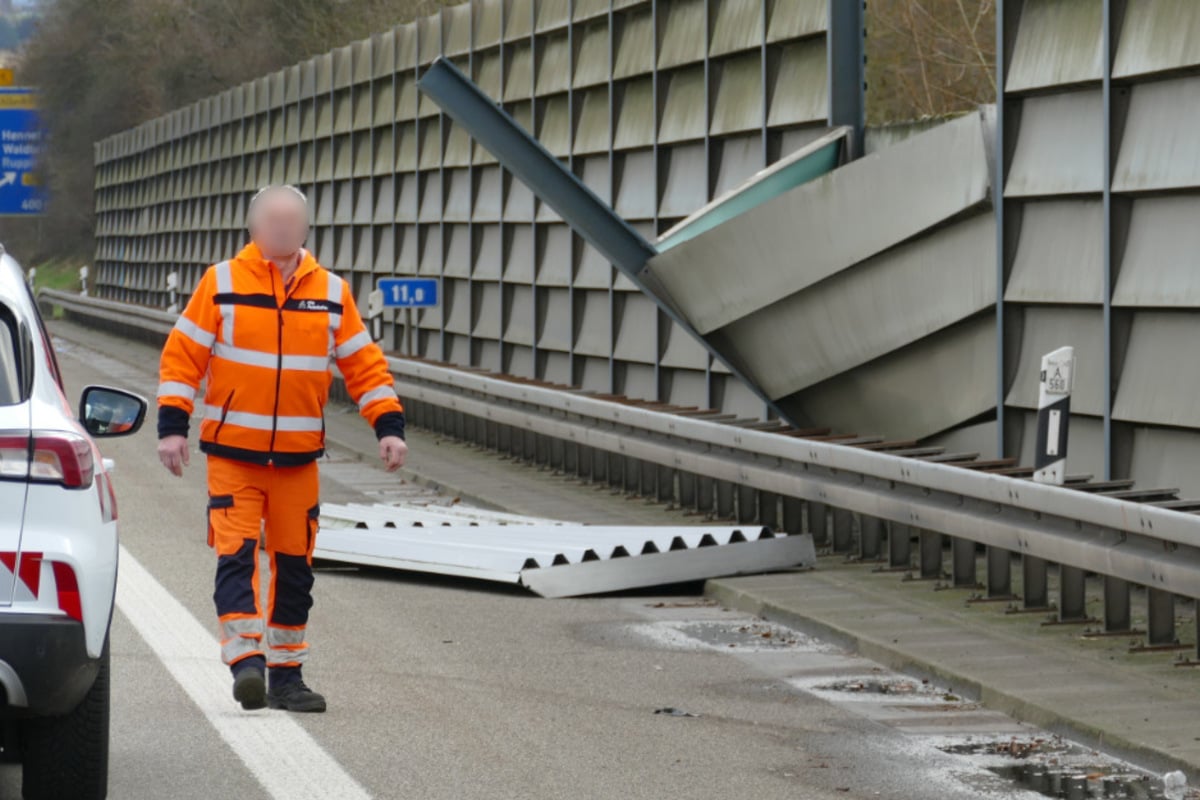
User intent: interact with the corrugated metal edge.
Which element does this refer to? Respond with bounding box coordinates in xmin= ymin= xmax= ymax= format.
xmin=519 ymin=535 xmax=816 ymax=597
xmin=313 ymin=521 xmax=813 ymax=597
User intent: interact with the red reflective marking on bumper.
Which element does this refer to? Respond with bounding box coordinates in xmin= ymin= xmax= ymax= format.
xmin=51 ymin=561 xmax=82 ymax=622
xmin=17 ymin=551 xmax=41 ymax=596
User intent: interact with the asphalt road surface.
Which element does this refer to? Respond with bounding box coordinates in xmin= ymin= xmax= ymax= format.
xmin=0 ymin=326 xmax=1128 ymax=800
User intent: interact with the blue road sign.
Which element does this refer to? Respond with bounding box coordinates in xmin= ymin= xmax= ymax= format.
xmin=0 ymin=89 xmax=44 ymax=216
xmin=378 ymin=278 xmax=439 ymax=308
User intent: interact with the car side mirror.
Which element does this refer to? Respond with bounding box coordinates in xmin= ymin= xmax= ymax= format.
xmin=79 ymin=385 xmax=148 ymax=438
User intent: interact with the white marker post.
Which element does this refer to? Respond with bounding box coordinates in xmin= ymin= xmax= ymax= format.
xmin=1032 ymin=346 xmax=1074 ymax=485
xmin=366 ymin=288 xmax=385 ymax=343
xmin=166 ymin=270 xmax=179 ymax=314
xmin=78 ymin=264 xmax=88 ymax=296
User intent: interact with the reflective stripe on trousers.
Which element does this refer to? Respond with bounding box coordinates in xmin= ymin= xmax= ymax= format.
xmin=266 ymin=626 xmax=308 ymax=667
xmin=220 ymin=615 xmax=265 ymax=664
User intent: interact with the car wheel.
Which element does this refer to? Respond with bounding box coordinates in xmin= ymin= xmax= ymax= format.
xmin=20 ymin=637 xmax=110 ymax=800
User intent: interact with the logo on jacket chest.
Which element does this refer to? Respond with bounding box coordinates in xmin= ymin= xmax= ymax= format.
xmin=284 ymin=298 xmax=338 ymax=313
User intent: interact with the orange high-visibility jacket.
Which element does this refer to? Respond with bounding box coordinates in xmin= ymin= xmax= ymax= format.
xmin=157 ymin=242 xmax=404 ymax=466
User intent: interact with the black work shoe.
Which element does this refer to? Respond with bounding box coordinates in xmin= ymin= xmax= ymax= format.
xmin=232 ymin=666 xmax=267 ymax=710
xmin=268 ymin=680 xmax=327 ymax=713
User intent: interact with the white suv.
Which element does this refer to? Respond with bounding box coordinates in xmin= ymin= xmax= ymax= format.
xmin=0 ymin=249 xmax=146 ymax=800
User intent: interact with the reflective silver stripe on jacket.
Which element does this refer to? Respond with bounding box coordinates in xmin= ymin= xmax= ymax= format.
xmin=356 ymin=383 xmax=398 ymax=411
xmin=213 ymin=342 xmax=329 ymax=372
xmin=214 ymin=260 xmax=234 ymax=345
xmin=334 ymin=330 xmax=371 ymax=360
xmin=325 ymin=272 xmax=343 ymax=358
xmin=204 ymin=405 xmax=324 ymax=432
xmin=157 ymin=381 xmax=197 ymax=401
xmin=173 ymin=316 xmax=216 ymax=349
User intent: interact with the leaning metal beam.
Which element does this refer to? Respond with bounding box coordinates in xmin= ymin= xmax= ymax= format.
xmin=416 ymin=57 xmax=656 ymax=287
xmin=416 ymin=56 xmax=796 ymax=425
xmin=827 ymin=0 xmax=866 ymax=157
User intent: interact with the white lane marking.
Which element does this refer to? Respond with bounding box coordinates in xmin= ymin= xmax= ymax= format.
xmin=115 ymin=545 xmax=372 ymax=800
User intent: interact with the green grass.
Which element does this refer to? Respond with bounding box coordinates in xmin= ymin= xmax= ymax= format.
xmin=27 ymin=259 xmax=82 ymax=293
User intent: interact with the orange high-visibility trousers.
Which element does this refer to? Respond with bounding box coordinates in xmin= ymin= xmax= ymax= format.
xmin=206 ymin=454 xmax=320 ymax=670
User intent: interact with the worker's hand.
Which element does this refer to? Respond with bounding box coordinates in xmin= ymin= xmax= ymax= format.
xmin=379 ymin=435 xmax=407 ymax=473
xmin=157 ymin=435 xmax=190 ymax=477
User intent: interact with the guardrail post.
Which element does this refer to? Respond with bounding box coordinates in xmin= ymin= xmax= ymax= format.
xmin=715 ymin=480 xmax=735 ymax=519
xmin=1146 ymin=588 xmax=1176 ymax=646
xmin=782 ymin=497 xmax=804 ymax=535
xmin=919 ymin=530 xmax=943 ymax=579
xmin=657 ymin=465 xmax=676 ymax=504
xmin=888 ymin=522 xmax=912 ymax=568
xmin=952 ymin=537 xmax=977 ymax=587
xmin=808 ymin=502 xmax=829 ymax=546
xmin=986 ymin=548 xmax=1012 ymax=598
xmin=607 ymin=452 xmax=625 ymax=491
xmin=737 ymin=485 xmax=758 ymax=524
xmin=1103 ymin=576 xmax=1132 ymax=632
xmin=1058 ymin=566 xmax=1089 ymax=622
xmin=1023 ymin=556 xmax=1049 ymax=610
xmin=696 ymin=476 xmax=715 ymax=515
xmin=625 ymin=458 xmax=642 ymax=494
xmin=575 ymin=444 xmax=592 ymax=479
xmin=638 ymin=459 xmax=656 ymax=497
xmin=548 ymin=437 xmax=565 ymax=470
xmin=858 ymin=516 xmax=882 ymax=560
xmin=832 ymin=508 xmax=854 ymax=554
xmin=590 ymin=447 xmax=607 ymax=482
xmin=678 ymin=472 xmax=697 ymax=508
xmin=757 ymin=491 xmax=779 ymax=529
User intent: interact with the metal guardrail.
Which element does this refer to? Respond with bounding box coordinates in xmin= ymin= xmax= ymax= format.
xmin=39 ymin=288 xmax=176 ymax=338
xmin=40 ymin=288 xmax=1200 ymax=661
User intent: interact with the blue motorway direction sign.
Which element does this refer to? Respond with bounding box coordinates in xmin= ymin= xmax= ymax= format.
xmin=0 ymin=88 xmax=44 ymax=215
xmin=378 ymin=278 xmax=439 ymax=308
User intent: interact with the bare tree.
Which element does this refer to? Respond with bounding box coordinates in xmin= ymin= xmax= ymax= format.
xmin=0 ymin=0 xmax=464 ymax=263
xmin=866 ymin=0 xmax=997 ymax=123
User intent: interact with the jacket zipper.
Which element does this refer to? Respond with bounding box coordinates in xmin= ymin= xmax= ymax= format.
xmin=267 ymin=270 xmax=284 ymax=463
xmin=267 ymin=268 xmax=306 ymax=464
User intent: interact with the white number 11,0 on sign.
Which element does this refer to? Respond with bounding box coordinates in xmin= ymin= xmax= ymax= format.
xmin=390 ymin=284 xmax=425 ymax=304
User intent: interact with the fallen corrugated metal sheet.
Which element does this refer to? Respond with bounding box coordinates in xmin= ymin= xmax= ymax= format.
xmin=314 ymin=503 xmax=815 ymax=598
xmin=318 ymin=501 xmax=576 ymax=529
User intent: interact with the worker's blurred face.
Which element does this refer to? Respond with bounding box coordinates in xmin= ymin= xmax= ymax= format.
xmin=248 ymin=188 xmax=309 ymax=260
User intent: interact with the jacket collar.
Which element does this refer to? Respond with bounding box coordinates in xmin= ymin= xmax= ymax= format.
xmin=234 ymin=241 xmax=320 ymax=283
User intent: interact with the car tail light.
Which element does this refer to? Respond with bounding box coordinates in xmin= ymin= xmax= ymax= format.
xmin=0 ymin=433 xmax=29 ymax=480
xmin=0 ymin=430 xmax=94 ymax=489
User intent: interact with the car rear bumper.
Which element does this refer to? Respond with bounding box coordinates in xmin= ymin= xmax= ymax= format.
xmin=0 ymin=613 xmax=99 ymax=716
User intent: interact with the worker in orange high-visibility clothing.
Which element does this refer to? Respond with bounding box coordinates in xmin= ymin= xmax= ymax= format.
xmin=156 ymin=184 xmax=408 ymax=713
